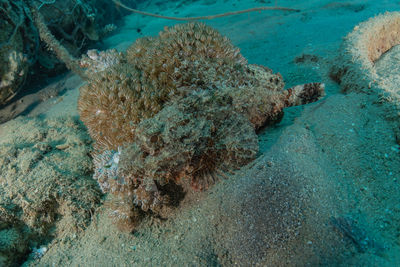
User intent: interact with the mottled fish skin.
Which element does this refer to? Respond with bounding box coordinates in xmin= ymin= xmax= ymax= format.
xmin=30 ymin=11 xmax=325 ymax=231
xmin=283 ymin=83 xmax=326 ymax=108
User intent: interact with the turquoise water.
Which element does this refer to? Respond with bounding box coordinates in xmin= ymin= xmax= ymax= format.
xmin=0 ymin=0 xmax=400 ymax=266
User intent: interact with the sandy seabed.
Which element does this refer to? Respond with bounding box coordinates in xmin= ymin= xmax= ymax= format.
xmin=1 ymin=0 xmax=400 ymax=266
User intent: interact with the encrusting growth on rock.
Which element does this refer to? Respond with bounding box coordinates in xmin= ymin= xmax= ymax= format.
xmin=79 ymin=22 xmax=253 ymax=151
xmin=29 ymin=6 xmax=84 ymax=77
xmin=31 ymin=3 xmax=325 ymax=231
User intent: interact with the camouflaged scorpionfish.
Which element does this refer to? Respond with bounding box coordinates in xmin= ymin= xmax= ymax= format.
xmin=31 ymin=11 xmax=325 ymax=231
xmin=79 ymin=23 xmax=325 ymax=230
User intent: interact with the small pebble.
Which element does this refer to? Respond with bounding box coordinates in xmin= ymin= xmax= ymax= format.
xmin=56 ymin=144 xmax=69 ymax=150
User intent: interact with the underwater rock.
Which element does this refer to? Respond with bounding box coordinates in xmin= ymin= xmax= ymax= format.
xmin=330 ymin=11 xmax=400 ymax=121
xmin=0 ymin=0 xmax=36 ymax=105
xmin=0 ymin=116 xmax=102 ymax=264
xmin=33 ymin=0 xmax=120 ymax=72
xmin=0 ymin=220 xmax=29 ymax=266
xmin=0 ymin=0 xmax=120 ymax=106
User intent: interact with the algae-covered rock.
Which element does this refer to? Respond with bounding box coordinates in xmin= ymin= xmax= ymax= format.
xmin=0 ymin=0 xmax=36 ymax=105
xmin=0 ymin=226 xmax=29 ymax=266
xmin=78 ymin=22 xmax=255 ymax=151
xmin=330 ymin=11 xmax=400 ymax=122
xmin=34 ymin=0 xmax=119 ymax=72
xmin=0 ymin=115 xmax=102 ymax=265
xmin=0 ymin=0 xmax=120 ymax=106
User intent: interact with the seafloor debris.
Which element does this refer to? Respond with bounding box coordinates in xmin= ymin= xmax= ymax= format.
xmin=0 ymin=0 xmax=120 ymax=106
xmin=0 ymin=0 xmax=35 ymax=105
xmin=31 ymin=8 xmax=325 ymax=230
xmin=31 ymin=246 xmax=47 ymax=260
